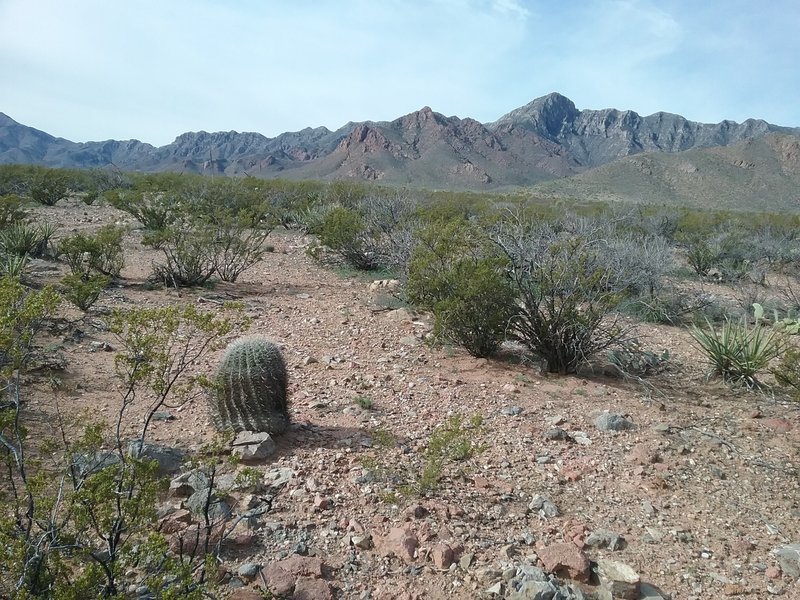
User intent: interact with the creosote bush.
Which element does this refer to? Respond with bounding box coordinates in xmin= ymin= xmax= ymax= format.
xmin=492 ymin=213 xmax=632 ymax=374
xmin=58 ymin=224 xmax=125 ymax=277
xmin=1 ymin=296 xmax=247 ymax=598
xmin=61 ymin=273 xmax=110 ymax=311
xmin=407 ymin=220 xmax=517 ymax=358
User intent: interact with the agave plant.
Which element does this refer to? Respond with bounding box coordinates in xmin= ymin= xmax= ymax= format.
xmin=691 ymin=316 xmax=784 ymax=387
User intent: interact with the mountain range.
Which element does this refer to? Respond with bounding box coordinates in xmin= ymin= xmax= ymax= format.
xmin=2 ymin=93 xmax=799 ymax=211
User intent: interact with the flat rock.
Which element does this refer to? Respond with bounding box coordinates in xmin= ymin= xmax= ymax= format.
xmin=594 ymin=413 xmax=635 ymax=432
xmin=595 ymin=559 xmax=640 ymax=599
xmin=537 ymin=542 xmax=591 ymax=582
xmin=185 ymin=489 xmax=231 ymax=521
xmin=378 ymin=526 xmax=419 ymax=563
xmin=585 ymin=529 xmax=626 ymax=551
xmin=774 ymin=543 xmax=800 ymax=580
xmin=127 ymin=440 xmax=184 ymax=475
xmin=232 ymin=431 xmax=276 ymax=461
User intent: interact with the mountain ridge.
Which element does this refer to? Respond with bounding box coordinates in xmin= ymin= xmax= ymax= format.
xmin=2 ymin=95 xmax=799 ymax=202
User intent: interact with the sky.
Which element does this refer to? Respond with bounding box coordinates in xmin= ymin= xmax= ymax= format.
xmin=1 ymin=0 xmax=798 ymax=147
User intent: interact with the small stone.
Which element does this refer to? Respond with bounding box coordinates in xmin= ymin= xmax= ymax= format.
xmin=594 ymin=413 xmax=635 ymax=432
xmin=502 ymin=384 xmax=520 ymax=393
xmin=499 ymin=544 xmax=516 ymax=559
xmin=765 ymin=566 xmax=781 ymax=579
xmin=774 ymin=543 xmax=800 ymax=580
xmin=228 ymin=590 xmax=265 ymax=600
xmin=232 ymin=431 xmax=276 ymax=461
xmin=127 ymin=440 xmax=184 ymax=475
xmin=586 ymin=529 xmax=626 ymax=551
xmin=313 ymin=495 xmax=331 ymax=511
xmin=431 ymin=543 xmax=455 ymax=569
xmin=293 ymin=577 xmax=333 ymax=600
xmin=595 ymin=559 xmax=640 ymax=600
xmin=378 ymin=526 xmax=419 ymax=563
xmin=352 ymin=534 xmax=373 ymax=550
xmin=459 ymin=553 xmax=474 ymax=571
xmin=485 ymin=581 xmax=504 ymax=595
xmin=537 ymin=542 xmax=591 ymax=582
xmin=501 ymin=406 xmax=524 ymax=417
xmin=237 ymin=563 xmax=261 ymax=580
xmin=529 ymin=495 xmax=559 ymax=518
xmin=544 ymin=427 xmax=570 ymax=441
xmin=185 ymin=489 xmax=231 ymax=521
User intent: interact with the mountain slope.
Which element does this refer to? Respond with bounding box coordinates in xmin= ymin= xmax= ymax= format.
xmin=530 ymin=133 xmax=800 ymax=213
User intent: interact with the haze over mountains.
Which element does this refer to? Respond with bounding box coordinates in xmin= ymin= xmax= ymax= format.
xmin=2 ymin=93 xmax=799 ymax=211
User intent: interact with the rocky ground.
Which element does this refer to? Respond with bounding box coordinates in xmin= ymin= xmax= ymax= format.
xmin=20 ymin=200 xmax=800 ymax=599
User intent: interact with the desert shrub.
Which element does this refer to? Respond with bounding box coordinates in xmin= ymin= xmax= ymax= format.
xmin=290 ymin=201 xmax=342 ymax=235
xmin=405 ymin=414 xmax=485 ymax=496
xmin=28 ymin=167 xmax=71 ymax=206
xmin=605 ymin=233 xmax=675 ymax=299
xmin=106 ymin=188 xmax=181 ymax=231
xmin=691 ymin=317 xmax=784 ymax=387
xmin=317 ymin=206 xmax=381 ymax=270
xmin=144 ymin=223 xmax=216 ymax=287
xmin=58 ymin=224 xmax=125 ymax=277
xmin=774 ymin=346 xmax=800 ymax=400
xmin=619 ymin=289 xmax=726 ymax=325
xmin=680 ymin=232 xmax=724 ymax=277
xmin=492 ymin=213 xmax=632 ymax=374
xmin=0 ymin=194 xmax=27 ymax=229
xmin=206 ymin=211 xmax=274 ymax=283
xmin=0 ymin=220 xmax=56 ymax=259
xmin=0 ymin=300 xmax=241 ymax=597
xmin=61 ymin=273 xmax=109 ymax=311
xmin=407 ymin=220 xmax=517 ymax=358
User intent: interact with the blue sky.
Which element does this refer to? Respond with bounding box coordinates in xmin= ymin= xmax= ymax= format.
xmin=1 ymin=0 xmax=797 ymax=146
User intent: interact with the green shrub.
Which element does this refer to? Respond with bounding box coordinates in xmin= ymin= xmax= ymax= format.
xmin=0 ymin=194 xmax=26 ymax=229
xmin=774 ymin=346 xmax=800 ymax=400
xmin=691 ymin=317 xmax=783 ymax=387
xmin=407 ymin=220 xmax=517 ymax=358
xmin=144 ymin=224 xmax=216 ymax=287
xmin=106 ymin=188 xmax=180 ymax=231
xmin=318 ymin=206 xmax=381 ymax=270
xmin=493 ymin=214 xmax=631 ymax=374
xmin=405 ymin=414 xmax=485 ymax=496
xmin=0 ymin=254 xmax=27 ymax=278
xmin=58 ymin=224 xmax=125 ymax=277
xmin=61 ymin=273 xmax=109 ymax=311
xmin=28 ymin=168 xmax=70 ymax=206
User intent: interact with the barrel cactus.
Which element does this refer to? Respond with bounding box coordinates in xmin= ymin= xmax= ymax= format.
xmin=210 ymin=336 xmax=290 ymax=434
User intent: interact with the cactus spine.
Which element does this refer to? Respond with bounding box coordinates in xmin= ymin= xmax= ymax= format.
xmin=211 ymin=336 xmax=289 ymax=434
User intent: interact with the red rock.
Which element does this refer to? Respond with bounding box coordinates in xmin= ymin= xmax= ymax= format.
xmin=294 ymin=576 xmax=334 ymax=600
xmin=313 ymin=494 xmax=331 ymax=510
xmin=766 ymin=565 xmax=782 ymax=579
xmin=625 ymin=443 xmax=660 ymax=465
xmin=538 ymin=542 xmax=591 ymax=582
xmin=379 ymin=526 xmax=419 ymax=563
xmin=762 ymin=418 xmax=793 ymax=433
xmin=260 ymin=556 xmax=327 ymax=597
xmin=431 ymin=543 xmax=455 ymax=569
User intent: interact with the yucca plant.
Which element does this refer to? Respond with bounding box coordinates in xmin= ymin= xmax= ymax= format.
xmin=0 ymin=253 xmax=27 ymax=278
xmin=691 ymin=317 xmax=784 ymax=387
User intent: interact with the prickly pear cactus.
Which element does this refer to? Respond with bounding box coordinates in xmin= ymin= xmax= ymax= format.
xmin=211 ymin=336 xmax=289 ymax=434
